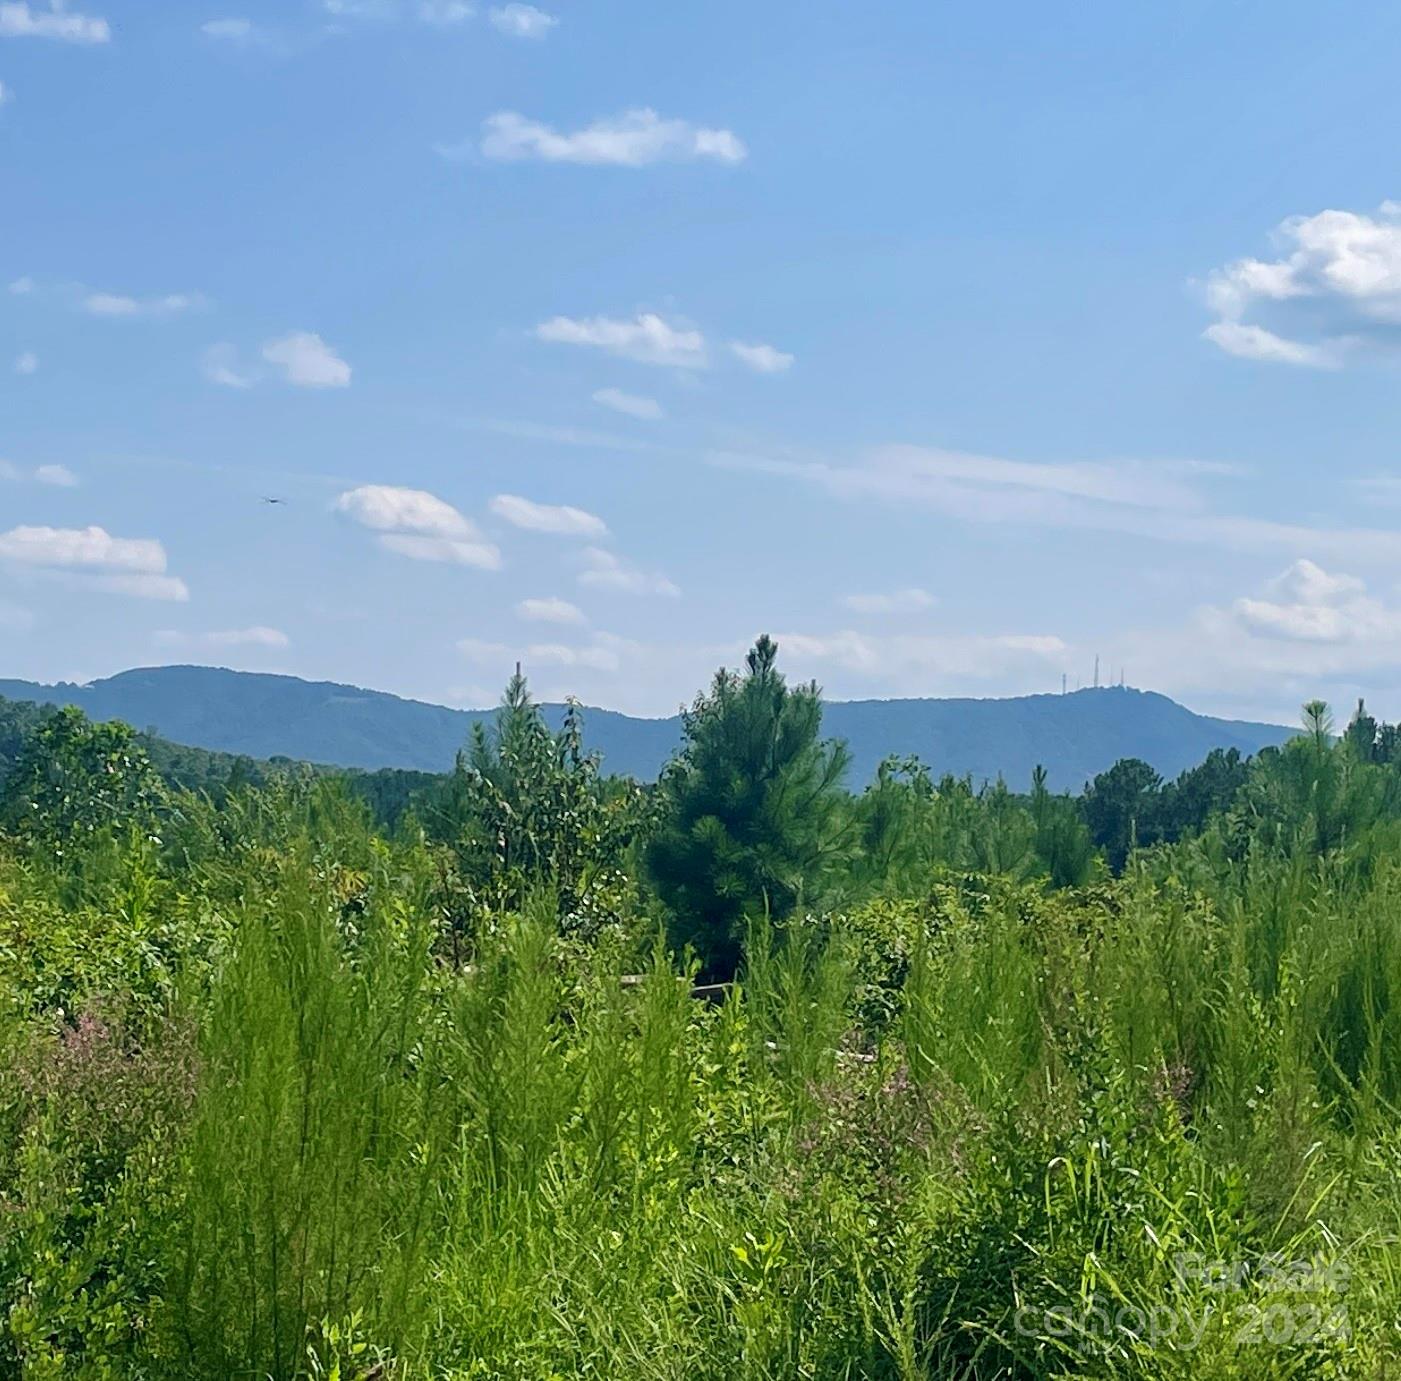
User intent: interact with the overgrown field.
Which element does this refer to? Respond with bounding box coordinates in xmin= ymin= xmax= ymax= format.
xmin=2 ymin=643 xmax=1401 ymax=1378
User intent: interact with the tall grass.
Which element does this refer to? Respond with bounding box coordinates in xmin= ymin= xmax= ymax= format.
xmin=6 ymin=818 xmax=1401 ymax=1376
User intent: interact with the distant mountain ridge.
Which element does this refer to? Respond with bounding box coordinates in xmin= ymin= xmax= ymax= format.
xmin=0 ymin=666 xmax=1294 ymax=792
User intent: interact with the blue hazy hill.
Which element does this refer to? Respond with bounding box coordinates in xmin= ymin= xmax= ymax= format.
xmin=0 ymin=666 xmax=1295 ymax=791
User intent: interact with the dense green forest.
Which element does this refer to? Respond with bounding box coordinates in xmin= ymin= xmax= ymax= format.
xmin=3 ymin=638 xmax=1401 ymax=1377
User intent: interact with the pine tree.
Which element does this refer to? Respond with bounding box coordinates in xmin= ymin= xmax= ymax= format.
xmin=645 ymin=635 xmax=851 ymax=977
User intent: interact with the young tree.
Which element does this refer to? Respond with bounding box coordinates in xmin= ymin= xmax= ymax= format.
xmin=1346 ymin=698 xmax=1379 ymax=762
xmin=646 ymin=635 xmax=851 ymax=977
xmin=425 ymin=671 xmax=645 ymax=944
xmin=1080 ymin=757 xmax=1163 ymax=872
xmin=0 ymin=706 xmax=166 ymax=858
xmin=1030 ymin=764 xmax=1096 ymax=887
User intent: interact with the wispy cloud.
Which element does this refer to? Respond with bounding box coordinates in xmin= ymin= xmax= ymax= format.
xmin=1201 ymin=321 xmax=1340 ymax=369
xmin=488 ymin=3 xmax=554 ymax=37
xmin=0 ymin=2 xmax=110 ymax=43
xmin=516 ymin=596 xmax=585 ymax=625
xmin=202 ymin=343 xmax=256 ymax=388
xmin=536 ymin=313 xmax=707 ymax=369
xmin=200 ymin=17 xmax=267 ymax=42
xmin=729 ymin=340 xmax=793 ymax=373
xmin=592 ymin=387 xmax=664 ymax=420
xmin=1 ymin=460 xmax=77 ymax=486
xmin=419 ymin=0 xmax=474 ymax=23
xmin=841 ymin=588 xmax=935 ymax=615
xmin=336 ymin=484 xmax=501 ymax=568
xmin=13 ymin=351 xmax=37 ymax=375
xmin=324 ymin=0 xmax=475 ymax=25
xmin=83 ymin=290 xmax=201 ymax=318
xmin=461 ymin=631 xmax=630 ymax=674
xmin=490 ymin=493 xmax=607 ymax=537
xmin=713 ymin=442 xmax=1401 ymax=563
xmin=460 ymin=108 xmax=746 ymax=166
xmin=577 ymin=546 xmax=679 ymax=597
xmin=774 ymin=629 xmax=1067 ymax=686
xmin=155 ymin=625 xmax=290 ymax=650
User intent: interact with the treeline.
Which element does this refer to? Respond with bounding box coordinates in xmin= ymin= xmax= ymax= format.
xmin=5 ymin=642 xmax=1401 ymax=980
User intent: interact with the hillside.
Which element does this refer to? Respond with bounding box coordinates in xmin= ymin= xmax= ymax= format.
xmin=0 ymin=666 xmax=1294 ymax=791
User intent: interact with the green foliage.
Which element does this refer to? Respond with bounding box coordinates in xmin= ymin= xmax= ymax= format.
xmin=0 ymin=708 xmax=166 ymax=861
xmin=646 ymin=635 xmax=852 ymax=976
xmin=422 ymin=672 xmax=648 ymax=950
xmin=8 ymin=679 xmax=1401 ymax=1376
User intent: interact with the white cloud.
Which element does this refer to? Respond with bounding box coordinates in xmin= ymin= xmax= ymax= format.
xmin=0 ymin=524 xmax=164 ymax=572
xmin=83 ymin=291 xmax=201 ymax=318
xmin=325 ymin=0 xmax=478 ymax=24
xmin=841 ymin=588 xmax=935 ymax=615
xmin=489 ymin=3 xmax=554 ymax=37
xmin=9 ymin=275 xmax=33 ymax=294
xmin=1229 ymin=559 xmax=1389 ymax=645
xmin=0 ymin=524 xmax=189 ymax=600
xmin=13 ymin=351 xmax=37 ymax=375
xmin=201 ymin=17 xmax=256 ymax=40
xmin=336 ymin=484 xmax=501 ymax=569
xmin=322 ymin=0 xmax=395 ymax=17
xmin=717 ymin=444 xmax=1211 ymax=515
xmin=592 ymin=386 xmax=664 ymax=420
xmin=201 ymin=13 xmax=290 ymax=47
xmin=1200 ymin=202 xmax=1401 ymax=367
xmin=336 ymin=484 xmax=472 ymax=535
xmin=516 ymin=596 xmax=585 ymax=625
xmin=489 ymin=493 xmax=607 ymax=538
xmin=155 ymin=625 xmax=290 ymax=649
xmin=470 ymin=417 xmax=660 ymax=452
xmin=729 ymin=340 xmax=793 ymax=374
xmin=0 ymin=2 xmax=110 ymax=43
xmin=714 ymin=442 xmax=1401 ymax=564
xmin=527 ymin=640 xmax=622 ymax=671
xmin=202 ymin=343 xmax=257 ymax=389
xmin=460 ymin=632 xmax=627 ymax=673
xmin=0 ymin=460 xmax=76 ymax=486
xmin=419 ymin=0 xmax=473 ymax=22
xmin=773 ymin=629 xmax=1068 ymax=685
xmin=472 ymin=108 xmax=746 ymax=166
xmin=375 ymin=533 xmax=500 ymax=567
xmin=91 ymin=574 xmax=192 ymax=601
xmin=262 ymin=331 xmax=351 ymax=388
xmin=457 ymin=637 xmax=510 ymax=664
xmin=1201 ymin=321 xmax=1340 ymax=370
xmin=0 ymin=79 xmax=10 ymax=104
xmin=536 ymin=312 xmax=707 ymax=369
xmin=1108 ymin=561 xmax=1401 ymax=723
xmin=577 ymin=546 xmax=679 ymax=597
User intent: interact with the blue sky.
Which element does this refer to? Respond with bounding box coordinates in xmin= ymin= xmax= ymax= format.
xmin=6 ymin=0 xmax=1401 ymax=722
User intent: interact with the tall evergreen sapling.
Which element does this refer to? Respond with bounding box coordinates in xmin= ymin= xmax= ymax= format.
xmin=646 ymin=635 xmax=851 ymax=977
